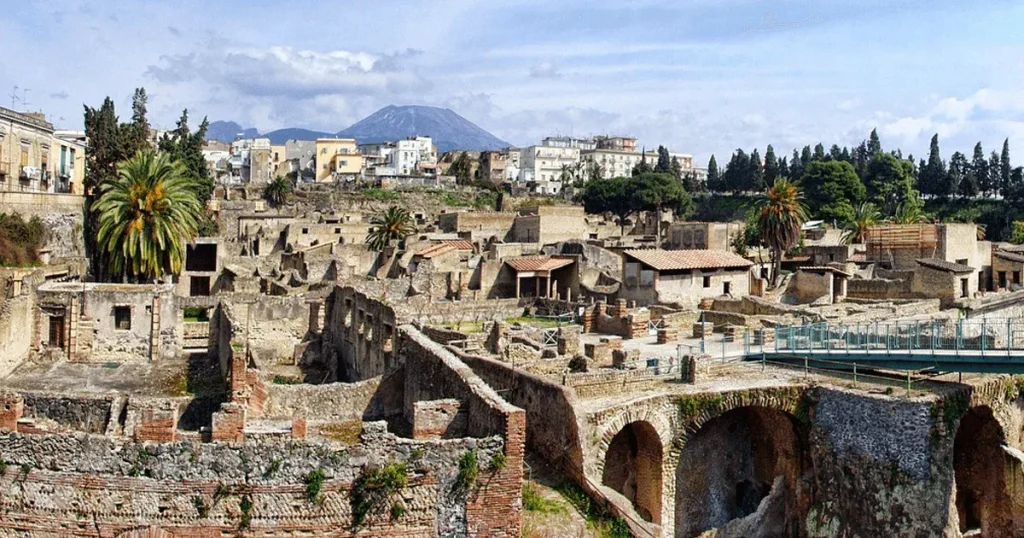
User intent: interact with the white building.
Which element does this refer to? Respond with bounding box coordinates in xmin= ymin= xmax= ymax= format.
xmin=390 ymin=136 xmax=436 ymax=175
xmin=518 ymin=145 xmax=580 ymax=183
xmin=541 ymin=136 xmax=596 ymax=151
xmin=505 ymin=147 xmax=521 ymax=182
xmin=582 ymin=149 xmax=646 ymax=180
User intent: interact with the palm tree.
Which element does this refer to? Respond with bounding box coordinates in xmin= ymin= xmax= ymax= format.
xmin=889 ymin=202 xmax=927 ymax=224
xmin=758 ymin=178 xmax=808 ymax=287
xmin=93 ymin=150 xmax=202 ymax=281
xmin=365 ymin=206 xmax=416 ymax=251
xmin=263 ymin=175 xmax=292 ymax=208
xmin=844 ymin=202 xmax=880 ymax=244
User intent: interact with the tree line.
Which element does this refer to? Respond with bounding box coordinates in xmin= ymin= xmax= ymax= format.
xmin=706 ymin=129 xmax=1024 ymax=225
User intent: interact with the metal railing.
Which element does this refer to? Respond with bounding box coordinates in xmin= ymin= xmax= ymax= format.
xmin=771 ymin=318 xmax=1024 ymax=355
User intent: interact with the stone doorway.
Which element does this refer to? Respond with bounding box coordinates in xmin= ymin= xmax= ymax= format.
xmin=674 ymin=406 xmax=808 ymax=538
xmin=601 ymin=420 xmax=663 ymax=524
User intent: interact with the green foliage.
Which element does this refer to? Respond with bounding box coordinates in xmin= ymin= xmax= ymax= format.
xmin=158 ymin=109 xmax=213 ymax=206
xmin=93 ymin=151 xmax=203 ymax=280
xmin=214 ymin=483 xmax=231 ymax=502
xmin=0 ymin=213 xmax=46 ymax=267
xmin=19 ymin=463 xmax=31 ymax=476
xmin=844 ymin=202 xmax=880 ymax=244
xmin=304 ymin=468 xmax=326 ymax=503
xmin=364 ymin=206 xmax=415 ymax=251
xmin=351 ymin=462 xmax=408 ymax=526
xmin=582 ymin=173 xmax=693 ymax=234
xmin=678 ymin=393 xmax=724 ymax=419
xmin=449 ymin=152 xmax=474 ymax=184
xmin=1010 ymin=221 xmax=1024 ymax=244
xmin=489 ymin=451 xmax=507 ymax=472
xmin=457 ymin=450 xmax=479 ymax=490
xmin=799 ymin=160 xmax=865 ymax=224
xmin=865 ymin=152 xmax=921 ymax=218
xmin=193 ymin=496 xmax=210 ymax=518
xmin=239 ymin=494 xmax=254 ymax=529
xmin=271 ymin=375 xmax=302 ymax=385
xmin=182 ymin=307 xmax=209 ymax=322
xmin=940 ymin=393 xmax=970 ymax=436
xmin=390 ymin=502 xmax=406 ymax=521
xmin=523 ymin=482 xmax=566 ymax=514
xmin=758 ymin=178 xmax=808 ymax=286
xmin=264 ymin=458 xmax=282 ymax=478
xmin=0 ymin=459 xmax=7 ymax=476
xmin=263 ymin=176 xmax=293 ymax=208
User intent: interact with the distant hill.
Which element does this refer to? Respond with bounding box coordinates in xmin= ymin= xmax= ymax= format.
xmin=205 ymin=121 xmax=259 ymax=143
xmin=263 ymin=128 xmax=334 ymax=145
xmin=205 ymin=105 xmax=509 ymax=152
xmin=337 ymin=105 xmax=510 ymax=153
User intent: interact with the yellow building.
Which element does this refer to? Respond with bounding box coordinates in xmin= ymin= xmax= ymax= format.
xmin=271 ymin=144 xmax=287 ymax=177
xmin=315 ymin=138 xmax=363 ymax=182
xmin=0 ymin=107 xmax=85 ymax=195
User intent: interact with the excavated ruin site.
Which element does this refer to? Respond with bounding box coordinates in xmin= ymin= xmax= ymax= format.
xmin=3 ymin=186 xmax=1024 ymax=537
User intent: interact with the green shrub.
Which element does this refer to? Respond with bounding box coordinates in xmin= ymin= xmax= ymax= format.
xmin=193 ymin=496 xmax=210 ymax=518
xmin=456 ymin=451 xmax=479 ymax=490
xmin=362 ymin=188 xmax=400 ymax=201
xmin=351 ymin=462 xmax=408 ymax=526
xmin=304 ymin=468 xmax=326 ymax=503
xmin=390 ymin=502 xmax=406 ymax=520
xmin=0 ymin=213 xmax=45 ymax=267
xmin=489 ymin=451 xmax=507 ymax=472
xmin=264 ymin=458 xmax=281 ymax=478
xmin=272 ymin=375 xmax=302 ymax=385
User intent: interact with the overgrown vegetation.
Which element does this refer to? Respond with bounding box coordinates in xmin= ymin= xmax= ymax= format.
xmin=362 ymin=188 xmax=401 ymax=202
xmin=677 ymin=393 xmax=725 ymax=420
xmin=239 ymin=494 xmax=254 ymax=529
xmin=351 ymin=462 xmax=408 ymax=526
xmin=523 ymin=482 xmax=566 ymax=514
xmin=0 ymin=213 xmax=46 ymax=267
xmin=182 ymin=307 xmax=210 ymax=322
xmin=554 ymin=482 xmax=632 ymax=538
xmin=304 ymin=468 xmax=326 ymax=503
xmin=271 ymin=375 xmax=302 ymax=385
xmin=264 ymin=458 xmax=282 ymax=478
xmin=193 ymin=496 xmax=210 ymax=518
xmin=489 ymin=451 xmax=507 ymax=472
xmin=456 ymin=450 xmax=479 ymax=490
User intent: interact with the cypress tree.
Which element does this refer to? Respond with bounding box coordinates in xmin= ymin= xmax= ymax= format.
xmin=749 ymin=149 xmax=764 ymax=190
xmin=812 ymin=143 xmax=826 ymax=161
xmin=789 ymin=149 xmax=804 ymax=179
xmin=972 ymin=143 xmax=990 ymax=196
xmin=867 ymin=128 xmax=882 ymax=157
xmin=1001 ymin=138 xmax=1012 ymax=196
xmin=989 ymin=151 xmax=1002 ymax=197
xmin=778 ymin=156 xmax=790 ymax=180
xmin=764 ymin=145 xmax=779 ymax=184
xmin=655 ymin=145 xmax=671 ymax=174
xmin=706 ymin=155 xmax=721 ymax=192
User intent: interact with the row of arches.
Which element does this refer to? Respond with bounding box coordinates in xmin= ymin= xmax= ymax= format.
xmin=600 ymin=403 xmax=1018 ymax=538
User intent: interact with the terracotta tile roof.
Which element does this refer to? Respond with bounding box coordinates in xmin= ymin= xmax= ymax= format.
xmin=416 ymin=243 xmax=456 ymax=259
xmin=996 ymin=250 xmax=1024 ymax=263
xmin=848 ymin=253 xmax=867 ymax=263
xmin=415 ymin=240 xmax=474 ymax=259
xmin=505 ymin=256 xmax=575 ymax=272
xmin=624 ymin=249 xmax=754 ymax=271
xmin=916 ymin=258 xmax=975 ymax=274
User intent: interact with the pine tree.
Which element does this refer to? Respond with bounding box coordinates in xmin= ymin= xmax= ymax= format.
xmin=800 ymin=146 xmax=812 ymax=170
xmin=1001 ymin=138 xmax=1012 ymax=196
xmin=919 ymin=133 xmax=948 ymax=198
xmin=789 ymin=149 xmax=804 ymax=180
xmin=813 ymin=143 xmax=826 ymax=161
xmin=972 ymin=143 xmax=990 ymax=196
xmin=127 ymin=88 xmax=150 ymax=154
xmin=159 ymin=109 xmax=213 ymax=206
xmin=778 ymin=156 xmax=790 ymax=180
xmin=722 ymin=149 xmax=750 ymax=195
xmin=990 ymin=151 xmax=1002 ymax=197
xmin=948 ymin=151 xmax=968 ymax=199
xmin=867 ymin=128 xmax=882 ymax=158
xmin=828 ymin=144 xmax=843 ymax=161
xmin=706 ymin=155 xmax=721 ymax=192
xmin=854 ymin=142 xmax=869 ymax=179
xmin=764 ymin=145 xmax=779 ymax=184
xmin=669 ymin=156 xmax=683 ymax=181
xmin=749 ymin=149 xmax=764 ymax=190
xmin=655 ymin=145 xmax=671 ymax=174
xmin=841 ymin=146 xmax=851 ymax=163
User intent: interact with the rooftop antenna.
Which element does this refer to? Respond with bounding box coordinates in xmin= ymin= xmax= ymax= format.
xmin=9 ymin=85 xmax=19 ymax=109
xmin=20 ymin=88 xmax=31 ymax=111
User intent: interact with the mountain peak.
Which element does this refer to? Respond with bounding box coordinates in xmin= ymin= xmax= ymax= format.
xmin=337 ymin=105 xmax=509 ymax=153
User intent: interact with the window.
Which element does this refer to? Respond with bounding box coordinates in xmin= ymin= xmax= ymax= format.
xmin=185 ymin=243 xmax=217 ymax=272
xmin=301 ymin=228 xmax=309 ymax=234
xmin=703 ymin=276 xmax=711 ymax=288
xmin=961 ymin=278 xmax=969 ymax=298
xmin=48 ymin=315 xmax=65 ymax=348
xmin=190 ymin=276 xmax=211 ymax=297
xmin=20 ymin=146 xmax=28 ymax=167
xmin=723 ymin=281 xmax=731 ymax=295
xmin=114 ymin=306 xmax=131 ymax=330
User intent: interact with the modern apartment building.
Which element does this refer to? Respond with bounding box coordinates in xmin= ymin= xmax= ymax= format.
xmin=315 ymin=138 xmax=363 ymax=182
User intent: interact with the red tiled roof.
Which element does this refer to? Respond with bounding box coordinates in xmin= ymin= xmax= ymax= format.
xmin=505 ymin=256 xmax=575 ymax=272
xmin=415 ymin=240 xmax=474 ymax=259
xmin=624 ymin=249 xmax=753 ymax=271
xmin=416 ymin=243 xmax=456 ymax=259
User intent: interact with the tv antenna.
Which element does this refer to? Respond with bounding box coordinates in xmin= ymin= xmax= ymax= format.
xmin=9 ymin=85 xmax=19 ymax=109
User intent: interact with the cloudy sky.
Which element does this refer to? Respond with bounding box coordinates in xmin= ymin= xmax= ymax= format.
xmin=2 ymin=0 xmax=1024 ymax=164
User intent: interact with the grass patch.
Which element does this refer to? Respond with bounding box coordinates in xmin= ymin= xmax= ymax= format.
xmin=523 ymin=482 xmax=566 ymax=515
xmin=272 ymin=375 xmax=303 ymax=385
xmin=555 ymin=481 xmax=632 ymax=538
xmin=319 ymin=420 xmax=363 ymax=445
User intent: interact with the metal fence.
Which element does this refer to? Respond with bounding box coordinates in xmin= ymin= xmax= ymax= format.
xmin=770 ymin=318 xmax=1024 ymax=355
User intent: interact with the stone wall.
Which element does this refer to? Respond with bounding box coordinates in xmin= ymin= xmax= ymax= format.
xmin=0 ymin=422 xmax=506 ymax=537
xmin=0 ymin=191 xmax=86 ymax=262
xmin=224 ymin=295 xmax=312 ymax=368
xmin=262 ymin=373 xmax=403 ymax=422
xmin=20 ymin=392 xmax=115 ymax=434
xmin=398 ymin=325 xmax=525 ymax=537
xmin=0 ymin=286 xmax=33 ymax=377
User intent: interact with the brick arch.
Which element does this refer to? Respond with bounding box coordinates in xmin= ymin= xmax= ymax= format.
xmin=601 ymin=420 xmax=664 ymax=524
xmin=660 ymin=387 xmax=808 ymax=535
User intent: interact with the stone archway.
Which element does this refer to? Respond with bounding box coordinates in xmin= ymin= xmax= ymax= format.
xmin=602 ymin=420 xmax=663 ymax=523
xmin=953 ymin=405 xmax=1014 ymax=536
xmin=674 ymin=406 xmax=807 ymax=538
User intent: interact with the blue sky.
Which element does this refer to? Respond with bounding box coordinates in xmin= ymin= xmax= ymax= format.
xmin=2 ymin=0 xmax=1024 ymax=164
